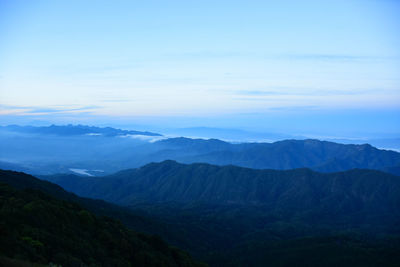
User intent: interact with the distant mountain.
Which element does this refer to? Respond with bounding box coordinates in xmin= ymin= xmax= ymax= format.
xmin=42 ymin=160 xmax=400 ymax=230
xmin=0 ymin=124 xmax=165 ymax=175
xmin=162 ymin=127 xmax=400 ymax=151
xmin=0 ymin=124 xmax=162 ymax=137
xmin=0 ymin=160 xmax=31 ymax=173
xmin=326 ymin=137 xmax=400 ymax=151
xmin=0 ymin=170 xmax=204 ymax=266
xmin=151 ymin=138 xmax=400 ymax=175
xmin=161 ymin=127 xmax=293 ymax=142
xmin=1 ymin=125 xmax=400 ymax=176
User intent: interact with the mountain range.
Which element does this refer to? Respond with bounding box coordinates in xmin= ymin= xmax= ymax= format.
xmin=3 ymin=162 xmax=400 ymax=266
xmin=152 ymin=138 xmax=400 ymax=175
xmin=0 ymin=124 xmax=161 ymax=137
xmin=1 ymin=124 xmax=400 ymax=265
xmin=1 ymin=125 xmax=400 ymax=176
xmin=41 ymin=160 xmax=400 ymax=231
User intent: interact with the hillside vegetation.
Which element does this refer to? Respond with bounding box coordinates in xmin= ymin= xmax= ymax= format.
xmin=0 ymin=171 xmax=204 ymax=266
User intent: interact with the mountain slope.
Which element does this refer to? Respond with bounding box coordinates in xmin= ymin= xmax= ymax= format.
xmin=0 ymin=169 xmax=208 ymax=266
xmin=42 ymin=161 xmax=400 ymax=230
xmin=0 ymin=179 xmax=204 ymax=266
xmin=1 ymin=125 xmax=400 ymax=175
xmin=4 ymin=168 xmax=400 ymax=266
xmin=154 ymin=138 xmax=400 ymax=175
xmin=40 ymin=162 xmax=400 ymax=266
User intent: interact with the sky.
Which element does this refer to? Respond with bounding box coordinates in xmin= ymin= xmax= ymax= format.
xmin=0 ymin=0 xmax=399 ymax=137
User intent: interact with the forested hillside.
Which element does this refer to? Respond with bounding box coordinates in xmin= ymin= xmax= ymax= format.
xmin=0 ymin=170 xmax=204 ymax=267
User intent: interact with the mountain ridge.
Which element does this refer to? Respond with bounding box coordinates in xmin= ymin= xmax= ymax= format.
xmin=41 ymin=160 xmax=400 ymax=232
xmin=1 ymin=125 xmax=400 ymax=176
xmin=154 ymin=138 xmax=400 ymax=175
xmin=0 ymin=124 xmax=162 ymax=137
xmin=3 ymin=166 xmax=400 ymax=266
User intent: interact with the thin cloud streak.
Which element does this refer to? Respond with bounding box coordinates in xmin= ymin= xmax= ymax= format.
xmin=161 ymin=51 xmax=394 ymax=62
xmin=234 ymin=88 xmax=389 ymax=97
xmin=0 ymin=105 xmax=101 ymax=116
xmin=281 ymin=54 xmax=388 ymax=62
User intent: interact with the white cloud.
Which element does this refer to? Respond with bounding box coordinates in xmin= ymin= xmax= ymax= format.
xmin=119 ymin=134 xmax=167 ymax=143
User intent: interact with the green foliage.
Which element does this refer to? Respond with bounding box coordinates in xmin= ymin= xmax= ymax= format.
xmin=0 ymin=182 xmax=204 ymax=266
xmin=42 ymin=161 xmax=400 ymax=232
xmin=127 ymin=203 xmax=400 ymax=267
xmin=205 ymin=235 xmax=400 ymax=267
xmin=2 ymin=167 xmax=400 ymax=266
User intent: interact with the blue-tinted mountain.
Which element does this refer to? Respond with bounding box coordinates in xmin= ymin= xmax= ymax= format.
xmin=0 ymin=124 xmax=161 ymax=136
xmin=1 ymin=125 xmax=400 ymax=176
xmin=0 ymin=125 xmax=164 ymax=175
xmin=151 ymin=138 xmax=400 ymax=175
xmin=161 ymin=127 xmax=292 ymax=141
xmin=42 ymin=160 xmax=400 ymax=230
xmin=40 ymin=161 xmax=400 ymax=266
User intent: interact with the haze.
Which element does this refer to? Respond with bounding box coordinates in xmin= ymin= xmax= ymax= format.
xmin=0 ymin=0 xmax=399 ymax=139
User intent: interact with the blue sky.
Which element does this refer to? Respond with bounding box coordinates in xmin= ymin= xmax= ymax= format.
xmin=0 ymin=0 xmax=399 ymax=137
